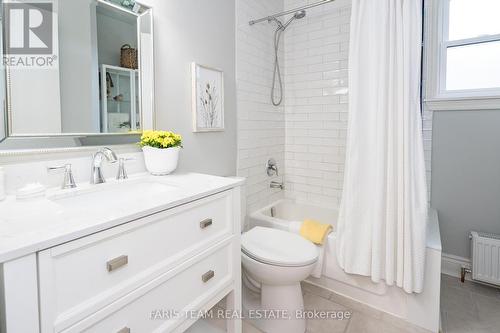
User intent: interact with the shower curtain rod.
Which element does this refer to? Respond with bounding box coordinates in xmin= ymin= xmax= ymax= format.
xmin=249 ymin=0 xmax=336 ymax=26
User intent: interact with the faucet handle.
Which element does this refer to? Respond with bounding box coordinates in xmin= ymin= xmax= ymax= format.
xmin=267 ymin=158 xmax=279 ymax=176
xmin=116 ymin=157 xmax=135 ymax=180
xmin=47 ymin=164 xmax=77 ymax=189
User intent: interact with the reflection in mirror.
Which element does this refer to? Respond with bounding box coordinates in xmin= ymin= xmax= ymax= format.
xmin=0 ymin=6 xmax=5 ymax=144
xmin=97 ymin=2 xmax=139 ymax=133
xmin=3 ymin=0 xmax=154 ymax=140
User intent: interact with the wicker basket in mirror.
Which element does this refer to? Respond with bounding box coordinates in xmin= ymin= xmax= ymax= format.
xmin=120 ymin=44 xmax=138 ymax=69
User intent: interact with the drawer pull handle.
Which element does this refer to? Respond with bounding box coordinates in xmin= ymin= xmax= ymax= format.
xmin=107 ymin=255 xmax=128 ymax=272
xmin=117 ymin=328 xmax=130 ymax=333
xmin=116 ymin=328 xmax=130 ymax=333
xmin=200 ymin=218 xmax=213 ymax=229
xmin=202 ymin=270 xmax=215 ymax=283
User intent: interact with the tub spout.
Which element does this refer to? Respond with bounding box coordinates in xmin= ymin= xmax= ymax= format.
xmin=270 ymin=181 xmax=285 ymax=190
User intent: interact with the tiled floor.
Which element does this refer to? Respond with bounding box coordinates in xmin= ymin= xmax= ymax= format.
xmin=205 ymin=275 xmax=499 ymax=333
xmin=239 ymin=275 xmax=500 ymax=333
xmin=242 ymin=282 xmax=428 ymax=333
xmin=440 ymin=274 xmax=500 ymax=333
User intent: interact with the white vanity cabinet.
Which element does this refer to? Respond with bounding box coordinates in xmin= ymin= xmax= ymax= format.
xmin=0 ymin=178 xmax=243 ymax=333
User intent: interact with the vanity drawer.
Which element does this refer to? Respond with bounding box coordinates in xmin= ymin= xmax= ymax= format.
xmin=63 ymin=240 xmax=234 ymax=333
xmin=39 ymin=191 xmax=234 ymax=333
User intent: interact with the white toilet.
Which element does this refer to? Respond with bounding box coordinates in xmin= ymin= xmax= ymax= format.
xmin=241 ymin=226 xmax=319 ymax=333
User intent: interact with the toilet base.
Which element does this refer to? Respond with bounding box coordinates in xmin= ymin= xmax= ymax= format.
xmin=242 ymin=276 xmax=306 ymax=333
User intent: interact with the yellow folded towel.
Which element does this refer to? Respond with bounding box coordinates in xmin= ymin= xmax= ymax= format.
xmin=300 ymin=219 xmax=332 ymax=245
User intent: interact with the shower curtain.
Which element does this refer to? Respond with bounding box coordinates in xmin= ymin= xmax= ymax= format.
xmin=336 ymin=0 xmax=428 ymax=293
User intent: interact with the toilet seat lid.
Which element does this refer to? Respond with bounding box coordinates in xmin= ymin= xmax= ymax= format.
xmin=241 ymin=227 xmax=318 ymax=267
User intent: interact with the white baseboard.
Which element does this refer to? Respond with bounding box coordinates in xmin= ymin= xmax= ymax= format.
xmin=441 ymin=252 xmax=471 ymax=280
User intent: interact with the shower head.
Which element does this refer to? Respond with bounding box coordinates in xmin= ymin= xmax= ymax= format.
xmin=282 ymin=10 xmax=306 ymax=30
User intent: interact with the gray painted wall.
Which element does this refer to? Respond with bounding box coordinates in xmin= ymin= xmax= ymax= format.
xmin=96 ymin=12 xmax=137 ymax=67
xmin=142 ymin=0 xmax=237 ymax=177
xmin=431 ymin=110 xmax=500 ymax=258
xmin=59 ymin=0 xmax=100 ymax=133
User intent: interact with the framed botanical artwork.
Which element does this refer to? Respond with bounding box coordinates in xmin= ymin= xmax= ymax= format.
xmin=192 ymin=63 xmax=225 ymax=132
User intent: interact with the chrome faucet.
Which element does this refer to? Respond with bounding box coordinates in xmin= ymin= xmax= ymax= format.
xmin=267 ymin=158 xmax=284 ymax=190
xmin=270 ymin=181 xmax=285 ymax=190
xmin=90 ymin=148 xmax=118 ymax=184
xmin=47 ymin=164 xmax=77 ymax=189
xmin=116 ymin=157 xmax=135 ymax=181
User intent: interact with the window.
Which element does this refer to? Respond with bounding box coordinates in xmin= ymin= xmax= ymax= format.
xmin=436 ymin=0 xmax=500 ymax=97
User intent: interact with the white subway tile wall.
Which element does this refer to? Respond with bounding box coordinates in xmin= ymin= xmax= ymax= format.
xmin=237 ymin=0 xmax=433 ymax=214
xmin=283 ymin=0 xmax=351 ymax=208
xmin=236 ymin=0 xmax=286 ymax=215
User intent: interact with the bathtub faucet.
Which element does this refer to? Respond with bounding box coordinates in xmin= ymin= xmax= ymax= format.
xmin=267 ymin=158 xmax=279 ymax=176
xmin=270 ymin=181 xmax=284 ymax=190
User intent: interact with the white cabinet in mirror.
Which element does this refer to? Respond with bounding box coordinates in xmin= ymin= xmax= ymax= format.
xmin=0 ymin=0 xmax=155 ymax=150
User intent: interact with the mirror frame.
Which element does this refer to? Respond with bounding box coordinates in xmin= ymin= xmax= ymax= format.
xmin=0 ymin=0 xmax=155 ymax=151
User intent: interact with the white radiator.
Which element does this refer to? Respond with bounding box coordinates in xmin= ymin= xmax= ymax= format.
xmin=470 ymin=231 xmax=500 ymax=286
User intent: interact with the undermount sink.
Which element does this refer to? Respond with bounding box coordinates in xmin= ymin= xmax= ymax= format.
xmin=48 ymin=178 xmax=178 ymax=213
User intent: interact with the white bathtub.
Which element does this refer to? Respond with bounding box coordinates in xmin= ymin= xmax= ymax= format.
xmin=249 ymin=200 xmax=388 ymax=295
xmin=249 ymin=199 xmax=442 ymax=333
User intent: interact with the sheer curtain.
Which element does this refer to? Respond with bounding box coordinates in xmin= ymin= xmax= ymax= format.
xmin=336 ymin=0 xmax=428 ymax=293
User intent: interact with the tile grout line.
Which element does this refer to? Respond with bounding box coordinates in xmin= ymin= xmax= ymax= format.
xmin=342 ymin=316 xmax=352 ymax=333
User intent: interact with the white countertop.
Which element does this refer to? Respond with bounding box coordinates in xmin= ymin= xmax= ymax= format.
xmin=0 ymin=173 xmax=244 ymax=263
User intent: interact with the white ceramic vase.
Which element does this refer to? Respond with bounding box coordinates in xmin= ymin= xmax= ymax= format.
xmin=142 ymin=146 xmax=180 ymax=175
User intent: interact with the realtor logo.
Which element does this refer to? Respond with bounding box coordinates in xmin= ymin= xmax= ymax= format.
xmin=4 ymin=2 xmax=53 ymax=55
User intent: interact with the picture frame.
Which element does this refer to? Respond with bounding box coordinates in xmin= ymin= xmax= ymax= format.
xmin=191 ymin=63 xmax=225 ymax=132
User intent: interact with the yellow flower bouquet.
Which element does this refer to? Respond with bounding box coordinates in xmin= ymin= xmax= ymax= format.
xmin=139 ymin=130 xmax=182 ymax=175
xmin=139 ymin=130 xmax=182 ymax=149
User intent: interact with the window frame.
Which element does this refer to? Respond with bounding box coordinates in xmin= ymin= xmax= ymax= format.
xmin=424 ymin=0 xmax=500 ymax=110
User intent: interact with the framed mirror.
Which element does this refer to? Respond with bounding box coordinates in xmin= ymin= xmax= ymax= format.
xmin=0 ymin=0 xmax=154 ymax=150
